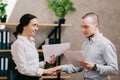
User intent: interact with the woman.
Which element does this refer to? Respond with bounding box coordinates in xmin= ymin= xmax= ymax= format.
xmin=11 ymin=14 xmax=57 ymax=80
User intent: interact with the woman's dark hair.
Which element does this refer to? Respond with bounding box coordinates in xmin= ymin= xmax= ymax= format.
xmin=14 ymin=13 xmax=37 ymax=38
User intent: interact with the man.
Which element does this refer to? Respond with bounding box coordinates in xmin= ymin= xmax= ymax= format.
xmin=54 ymin=12 xmax=118 ymax=80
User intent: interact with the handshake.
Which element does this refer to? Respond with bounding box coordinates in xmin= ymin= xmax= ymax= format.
xmin=42 ymin=55 xmax=62 ymax=75
xmin=42 ymin=55 xmax=95 ymax=75
xmin=43 ymin=61 xmax=95 ymax=75
xmin=43 ymin=66 xmax=62 ymax=75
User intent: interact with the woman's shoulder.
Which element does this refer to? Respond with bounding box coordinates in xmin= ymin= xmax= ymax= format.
xmin=11 ymin=38 xmax=25 ymax=48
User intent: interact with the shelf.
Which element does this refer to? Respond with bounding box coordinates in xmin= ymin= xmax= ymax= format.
xmin=38 ymin=49 xmax=43 ymax=53
xmin=0 ymin=50 xmax=11 ymax=52
xmin=0 ymin=77 xmax=7 ymax=80
xmin=0 ymin=49 xmax=43 ymax=53
xmin=41 ymin=75 xmax=71 ymax=79
xmin=0 ymin=23 xmax=72 ymax=27
xmin=0 ymin=75 xmax=71 ymax=79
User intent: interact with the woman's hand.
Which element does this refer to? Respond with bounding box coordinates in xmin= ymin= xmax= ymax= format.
xmin=43 ymin=68 xmax=57 ymax=75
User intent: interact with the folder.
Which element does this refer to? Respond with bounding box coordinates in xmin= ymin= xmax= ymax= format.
xmin=42 ymin=43 xmax=70 ymax=61
xmin=64 ymin=51 xmax=85 ymax=67
xmin=0 ymin=56 xmax=4 ymax=76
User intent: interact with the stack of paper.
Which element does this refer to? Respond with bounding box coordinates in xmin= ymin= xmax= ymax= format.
xmin=42 ymin=43 xmax=70 ymax=61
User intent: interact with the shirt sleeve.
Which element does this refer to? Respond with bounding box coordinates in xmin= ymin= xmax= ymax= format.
xmin=96 ymin=42 xmax=118 ymax=75
xmin=61 ymin=64 xmax=83 ymax=74
xmin=11 ymin=42 xmax=44 ymax=77
xmin=39 ymin=61 xmax=45 ymax=68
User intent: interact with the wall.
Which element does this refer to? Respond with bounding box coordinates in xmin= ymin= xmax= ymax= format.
xmin=7 ymin=0 xmax=120 ymax=80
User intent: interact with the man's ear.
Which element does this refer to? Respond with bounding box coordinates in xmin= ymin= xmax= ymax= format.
xmin=95 ymin=23 xmax=99 ymax=28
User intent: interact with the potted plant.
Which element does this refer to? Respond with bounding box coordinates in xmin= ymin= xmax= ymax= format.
xmin=47 ymin=0 xmax=76 ymax=24
xmin=0 ymin=0 xmax=8 ymax=22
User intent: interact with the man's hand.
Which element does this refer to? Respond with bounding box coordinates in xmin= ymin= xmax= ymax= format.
xmin=80 ymin=61 xmax=94 ymax=70
xmin=53 ymin=66 xmax=62 ymax=73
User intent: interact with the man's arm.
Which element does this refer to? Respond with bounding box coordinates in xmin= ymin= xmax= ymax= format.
xmin=54 ymin=64 xmax=83 ymax=74
xmin=96 ymin=43 xmax=118 ymax=75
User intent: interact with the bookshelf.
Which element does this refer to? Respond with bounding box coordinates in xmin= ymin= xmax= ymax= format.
xmin=0 ymin=22 xmax=72 ymax=80
xmin=0 ymin=49 xmax=71 ymax=80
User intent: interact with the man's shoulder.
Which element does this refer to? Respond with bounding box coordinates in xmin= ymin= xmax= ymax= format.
xmin=99 ymin=35 xmax=113 ymax=44
xmin=97 ymin=35 xmax=115 ymax=49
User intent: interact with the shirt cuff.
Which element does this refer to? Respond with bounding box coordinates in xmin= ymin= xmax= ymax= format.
xmin=61 ymin=65 xmax=69 ymax=71
xmin=37 ymin=68 xmax=44 ymax=76
xmin=96 ymin=64 xmax=100 ymax=72
xmin=39 ymin=61 xmax=45 ymax=68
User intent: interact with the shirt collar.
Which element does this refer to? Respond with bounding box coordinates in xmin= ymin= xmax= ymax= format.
xmin=88 ymin=33 xmax=102 ymax=42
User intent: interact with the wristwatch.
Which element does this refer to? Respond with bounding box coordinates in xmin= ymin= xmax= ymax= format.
xmin=92 ymin=64 xmax=97 ymax=71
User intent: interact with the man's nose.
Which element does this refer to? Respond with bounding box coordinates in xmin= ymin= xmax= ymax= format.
xmin=82 ymin=29 xmax=85 ymax=32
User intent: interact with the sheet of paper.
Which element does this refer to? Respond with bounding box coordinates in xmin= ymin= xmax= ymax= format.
xmin=64 ymin=51 xmax=85 ymax=67
xmin=42 ymin=43 xmax=70 ymax=61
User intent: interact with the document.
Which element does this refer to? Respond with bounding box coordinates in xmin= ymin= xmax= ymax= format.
xmin=64 ymin=50 xmax=85 ymax=67
xmin=42 ymin=43 xmax=70 ymax=61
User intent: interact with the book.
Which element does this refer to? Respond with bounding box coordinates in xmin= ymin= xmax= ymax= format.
xmin=6 ymin=31 xmax=10 ymax=49
xmin=0 ymin=56 xmax=4 ymax=76
xmin=4 ymin=57 xmax=8 ymax=76
xmin=2 ymin=30 xmax=6 ymax=50
xmin=0 ymin=30 xmax=10 ymax=50
xmin=0 ymin=31 xmax=2 ymax=50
